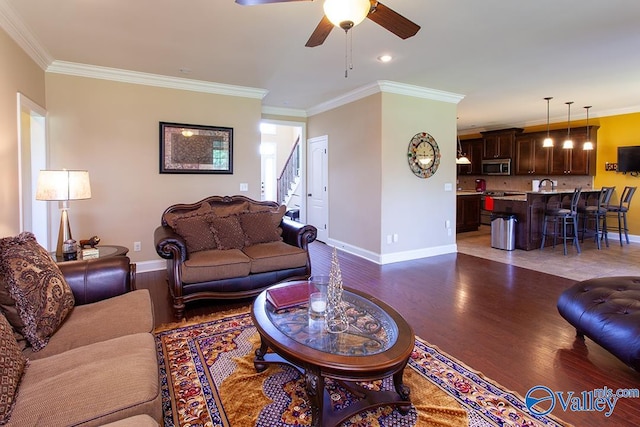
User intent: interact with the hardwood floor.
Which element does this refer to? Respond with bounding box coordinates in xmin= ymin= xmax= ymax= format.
xmin=139 ymin=242 xmax=640 ymax=426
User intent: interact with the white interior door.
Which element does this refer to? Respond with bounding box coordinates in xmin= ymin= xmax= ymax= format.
xmin=260 ymin=142 xmax=276 ymax=201
xmin=307 ymin=136 xmax=328 ymax=242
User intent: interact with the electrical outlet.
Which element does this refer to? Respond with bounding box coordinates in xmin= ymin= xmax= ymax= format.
xmin=386 ymin=235 xmax=392 ymax=244
xmin=133 ymin=241 xmax=141 ymax=252
xmin=393 ymin=233 xmax=399 ymax=242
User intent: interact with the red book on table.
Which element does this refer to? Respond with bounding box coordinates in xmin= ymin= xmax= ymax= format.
xmin=266 ymin=282 xmax=309 ymax=310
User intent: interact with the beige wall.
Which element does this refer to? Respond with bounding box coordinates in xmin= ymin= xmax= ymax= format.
xmin=0 ymin=28 xmax=46 ymax=237
xmin=380 ymin=93 xmax=458 ymax=259
xmin=44 ymin=73 xmax=263 ymax=262
xmin=307 ymin=92 xmax=459 ymax=262
xmin=308 ymin=94 xmax=383 ymax=255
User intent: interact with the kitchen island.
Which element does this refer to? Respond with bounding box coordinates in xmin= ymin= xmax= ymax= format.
xmin=491 ymin=189 xmax=600 ymax=250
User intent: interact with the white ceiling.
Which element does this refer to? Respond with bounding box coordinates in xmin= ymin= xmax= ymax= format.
xmin=3 ymin=0 xmax=640 ymax=133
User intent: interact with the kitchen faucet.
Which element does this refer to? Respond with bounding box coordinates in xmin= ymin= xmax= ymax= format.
xmin=538 ymin=178 xmax=555 ymax=192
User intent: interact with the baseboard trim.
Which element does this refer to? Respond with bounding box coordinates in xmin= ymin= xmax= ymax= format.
xmin=325 ymin=238 xmax=457 ymax=265
xmin=135 ymin=259 xmax=165 ymax=273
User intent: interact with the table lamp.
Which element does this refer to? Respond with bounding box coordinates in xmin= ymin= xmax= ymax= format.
xmin=35 ymin=169 xmax=92 ymax=258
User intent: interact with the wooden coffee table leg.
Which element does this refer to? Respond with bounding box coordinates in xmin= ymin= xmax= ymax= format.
xmin=254 ymin=334 xmax=270 ymax=372
xmin=393 ymin=366 xmax=411 ymax=414
xmin=304 ymin=368 xmax=325 ymax=427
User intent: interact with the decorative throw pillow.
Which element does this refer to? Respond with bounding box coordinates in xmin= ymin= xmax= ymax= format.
xmin=173 ymin=215 xmax=218 ymax=253
xmin=239 ymin=211 xmax=283 ymax=245
xmin=211 ymin=201 xmax=249 ymax=218
xmin=248 ymin=204 xmax=287 ymax=227
xmin=209 ymin=215 xmax=245 ymax=250
xmin=0 ymin=232 xmax=75 ymax=351
xmin=163 ymin=202 xmax=211 ymax=228
xmin=0 ymin=312 xmax=27 ymax=424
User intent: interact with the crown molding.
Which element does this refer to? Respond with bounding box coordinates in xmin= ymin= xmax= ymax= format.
xmin=46 ymin=61 xmax=269 ymax=99
xmin=0 ymin=0 xmax=52 ymax=69
xmin=261 ymin=105 xmax=307 ymax=118
xmin=307 ymin=80 xmax=465 ymax=117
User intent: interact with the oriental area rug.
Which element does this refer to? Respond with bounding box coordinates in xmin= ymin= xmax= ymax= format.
xmin=154 ymin=309 xmax=569 ymax=427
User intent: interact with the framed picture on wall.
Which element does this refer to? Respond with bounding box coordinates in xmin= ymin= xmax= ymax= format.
xmin=159 ymin=122 xmax=233 ymax=174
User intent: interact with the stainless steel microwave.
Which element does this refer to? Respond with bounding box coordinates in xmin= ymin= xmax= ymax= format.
xmin=482 ymin=159 xmax=511 ymax=175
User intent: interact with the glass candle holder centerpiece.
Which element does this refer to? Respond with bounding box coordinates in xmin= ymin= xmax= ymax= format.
xmin=326 ymin=248 xmax=349 ymax=333
xmin=308 ymin=275 xmax=329 ymax=321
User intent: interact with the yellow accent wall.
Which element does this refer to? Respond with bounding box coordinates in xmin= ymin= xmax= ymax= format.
xmin=593 ymin=112 xmax=640 ymax=236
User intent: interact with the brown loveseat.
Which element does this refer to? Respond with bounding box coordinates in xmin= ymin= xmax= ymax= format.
xmin=154 ymin=195 xmax=317 ymax=319
xmin=0 ymin=232 xmax=161 ymax=426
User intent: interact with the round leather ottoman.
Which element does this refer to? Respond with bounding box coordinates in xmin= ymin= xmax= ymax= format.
xmin=557 ymin=276 xmax=640 ymax=371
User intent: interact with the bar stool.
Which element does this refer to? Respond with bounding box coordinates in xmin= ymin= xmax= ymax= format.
xmin=540 ymin=187 xmax=582 ymax=255
xmin=578 ymin=186 xmax=614 ymax=249
xmin=606 ymin=186 xmax=636 ymax=246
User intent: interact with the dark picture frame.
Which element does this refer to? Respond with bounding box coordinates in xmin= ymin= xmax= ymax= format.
xmin=159 ymin=121 xmax=233 ymax=174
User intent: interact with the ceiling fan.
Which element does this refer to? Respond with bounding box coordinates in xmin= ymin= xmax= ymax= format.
xmin=235 ymin=0 xmax=421 ymax=47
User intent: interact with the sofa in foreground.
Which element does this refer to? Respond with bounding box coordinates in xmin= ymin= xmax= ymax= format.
xmin=155 ymin=195 xmax=317 ymax=319
xmin=0 ymin=232 xmax=161 ymax=426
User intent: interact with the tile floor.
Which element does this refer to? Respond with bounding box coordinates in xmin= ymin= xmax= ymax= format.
xmin=456 ymin=225 xmax=640 ymax=281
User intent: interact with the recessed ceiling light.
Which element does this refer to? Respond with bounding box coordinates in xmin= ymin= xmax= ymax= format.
xmin=377 ymin=55 xmax=393 ymax=63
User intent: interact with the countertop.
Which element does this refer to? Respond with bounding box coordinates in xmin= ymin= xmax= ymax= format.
xmin=456 ymin=191 xmax=483 ymax=196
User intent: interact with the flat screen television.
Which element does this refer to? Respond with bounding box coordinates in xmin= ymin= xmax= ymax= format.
xmin=617 ymin=146 xmax=640 ymax=173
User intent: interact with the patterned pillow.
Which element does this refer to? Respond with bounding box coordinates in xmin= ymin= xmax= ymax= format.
xmin=163 ymin=202 xmax=211 ymax=228
xmin=209 ymin=215 xmax=245 ymax=250
xmin=248 ymin=204 xmax=287 ymax=227
xmin=0 ymin=312 xmax=27 ymax=424
xmin=239 ymin=211 xmax=283 ymax=245
xmin=173 ymin=215 xmax=217 ymax=253
xmin=0 ymin=232 xmax=75 ymax=351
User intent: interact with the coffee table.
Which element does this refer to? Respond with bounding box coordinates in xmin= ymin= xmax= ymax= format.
xmin=251 ymin=281 xmax=414 ymax=427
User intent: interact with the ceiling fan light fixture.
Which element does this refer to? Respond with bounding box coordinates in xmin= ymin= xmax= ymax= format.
xmin=323 ymin=0 xmax=370 ymax=30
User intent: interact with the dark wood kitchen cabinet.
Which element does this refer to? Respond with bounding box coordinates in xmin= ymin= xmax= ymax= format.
xmin=513 ymin=126 xmax=598 ymax=176
xmin=481 ymin=128 xmax=523 ymax=159
xmin=457 ymin=138 xmax=483 ymax=175
xmin=549 ymin=130 xmax=593 ymax=175
xmin=456 ymin=194 xmax=481 ymax=233
xmin=514 ymin=134 xmax=550 ymax=175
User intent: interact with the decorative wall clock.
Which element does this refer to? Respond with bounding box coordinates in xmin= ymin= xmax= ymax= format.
xmin=407 ymin=132 xmax=440 ymax=178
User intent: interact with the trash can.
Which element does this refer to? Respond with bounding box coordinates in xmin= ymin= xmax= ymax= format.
xmin=491 ymin=213 xmax=517 ymax=251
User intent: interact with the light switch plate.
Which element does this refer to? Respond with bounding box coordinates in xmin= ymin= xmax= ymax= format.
xmin=240 ymin=183 xmax=248 ymax=192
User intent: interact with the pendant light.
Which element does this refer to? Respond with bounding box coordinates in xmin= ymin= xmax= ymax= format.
xmin=542 ymin=97 xmax=554 ymax=147
xmin=562 ymin=101 xmax=574 ymax=149
xmin=456 ymin=137 xmax=471 ymax=165
xmin=583 ymin=106 xmax=594 ymax=151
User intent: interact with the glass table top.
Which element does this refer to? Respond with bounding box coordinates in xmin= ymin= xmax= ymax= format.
xmin=265 ymin=290 xmax=398 ymax=356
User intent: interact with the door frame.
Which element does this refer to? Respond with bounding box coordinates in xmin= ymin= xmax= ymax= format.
xmin=17 ymin=93 xmax=49 ymax=248
xmin=260 ymin=119 xmax=307 ymax=221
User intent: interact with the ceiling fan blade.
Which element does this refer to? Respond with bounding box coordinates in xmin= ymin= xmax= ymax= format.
xmin=305 ymin=15 xmax=334 ymax=47
xmin=235 ymin=0 xmax=311 ymax=5
xmin=367 ymin=1 xmax=420 ymax=39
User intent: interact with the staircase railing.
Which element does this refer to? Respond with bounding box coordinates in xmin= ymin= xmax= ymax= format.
xmin=277 ymin=136 xmax=301 ymax=205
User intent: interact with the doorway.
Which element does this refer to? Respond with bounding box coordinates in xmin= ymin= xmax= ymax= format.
xmin=260 ymin=120 xmax=305 ymax=218
xmin=17 ymin=93 xmax=49 ymax=249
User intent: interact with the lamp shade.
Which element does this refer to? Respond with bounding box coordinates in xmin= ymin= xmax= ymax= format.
xmin=323 ymin=0 xmax=370 ymax=28
xmin=36 ymin=170 xmax=92 ymax=201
